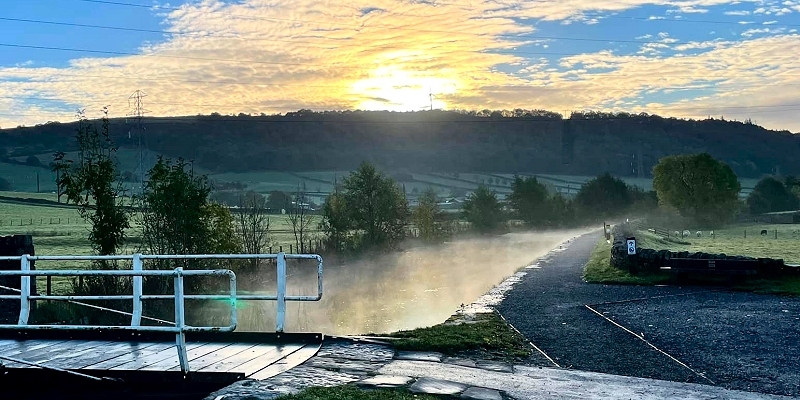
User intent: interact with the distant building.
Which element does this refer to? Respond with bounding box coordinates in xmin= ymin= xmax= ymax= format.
xmin=753 ymin=210 xmax=800 ymax=224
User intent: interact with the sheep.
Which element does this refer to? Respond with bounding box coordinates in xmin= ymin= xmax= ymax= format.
xmin=760 ymin=229 xmax=768 ymax=236
xmin=696 ymin=231 xmax=702 ymax=237
xmin=674 ymin=231 xmax=681 ymax=237
xmin=683 ymin=230 xmax=691 ymax=238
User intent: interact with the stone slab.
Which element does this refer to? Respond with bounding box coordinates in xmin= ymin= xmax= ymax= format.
xmin=476 ymin=360 xmax=513 ymax=373
xmin=380 ymin=360 xmax=793 ymax=400
xmin=357 ymin=375 xmax=414 ymax=388
xmin=409 ymin=377 xmax=468 ymax=395
xmin=396 ymin=351 xmax=444 ymax=362
xmin=461 ymin=387 xmax=503 ymax=400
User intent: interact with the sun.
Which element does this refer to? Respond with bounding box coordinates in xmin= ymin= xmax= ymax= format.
xmin=352 ymin=65 xmax=458 ymax=111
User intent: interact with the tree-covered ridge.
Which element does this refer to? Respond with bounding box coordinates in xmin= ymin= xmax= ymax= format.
xmin=2 ymin=110 xmax=797 ymax=178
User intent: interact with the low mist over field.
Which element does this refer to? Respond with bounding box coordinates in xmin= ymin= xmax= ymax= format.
xmin=224 ymin=228 xmax=591 ymax=335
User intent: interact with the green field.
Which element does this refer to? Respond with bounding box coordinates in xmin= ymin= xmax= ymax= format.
xmin=638 ymin=223 xmax=800 ymax=264
xmin=585 ymin=223 xmax=800 ymax=295
xmin=0 ymin=197 xmax=323 ymax=294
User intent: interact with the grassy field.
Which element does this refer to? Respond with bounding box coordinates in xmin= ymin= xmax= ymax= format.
xmin=640 ymin=223 xmax=800 ymax=264
xmin=584 ymin=223 xmax=800 ymax=295
xmin=0 ymin=197 xmax=323 ymax=294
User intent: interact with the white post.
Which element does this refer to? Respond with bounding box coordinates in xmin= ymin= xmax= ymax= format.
xmin=131 ymin=253 xmax=143 ymax=326
xmin=18 ymin=254 xmax=30 ymax=325
xmin=173 ymin=267 xmax=190 ymax=374
xmin=276 ymin=252 xmax=286 ymax=333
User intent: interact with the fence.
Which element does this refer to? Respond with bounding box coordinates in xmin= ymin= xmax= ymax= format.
xmin=0 ymin=217 xmax=86 ymax=226
xmin=0 ymin=252 xmax=323 ymax=374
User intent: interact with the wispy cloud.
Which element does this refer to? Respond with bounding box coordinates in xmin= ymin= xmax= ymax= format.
xmin=1 ymin=0 xmax=800 ymax=131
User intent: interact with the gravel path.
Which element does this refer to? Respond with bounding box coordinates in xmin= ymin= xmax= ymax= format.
xmin=496 ymin=232 xmax=800 ymax=397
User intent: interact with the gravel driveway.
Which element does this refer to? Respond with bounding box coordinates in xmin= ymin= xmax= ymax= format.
xmin=496 ymin=232 xmax=800 ymax=397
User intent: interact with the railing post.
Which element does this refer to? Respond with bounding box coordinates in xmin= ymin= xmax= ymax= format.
xmin=174 ymin=267 xmax=190 ymax=374
xmin=131 ymin=253 xmax=143 ymax=326
xmin=18 ymin=255 xmax=31 ymax=325
xmin=276 ymin=252 xmax=286 ymax=333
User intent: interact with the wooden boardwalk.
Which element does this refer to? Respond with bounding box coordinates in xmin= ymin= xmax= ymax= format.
xmin=0 ymin=331 xmax=322 ymax=383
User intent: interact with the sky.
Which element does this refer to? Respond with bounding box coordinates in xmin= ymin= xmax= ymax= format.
xmin=1 ymin=0 xmax=800 ymax=131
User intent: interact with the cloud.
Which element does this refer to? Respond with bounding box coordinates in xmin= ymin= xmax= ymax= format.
xmin=1 ymin=0 xmax=800 ymax=132
xmin=724 ymin=10 xmax=751 ymax=15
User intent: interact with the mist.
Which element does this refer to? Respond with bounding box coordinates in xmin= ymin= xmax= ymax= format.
xmin=200 ymin=228 xmax=593 ymax=336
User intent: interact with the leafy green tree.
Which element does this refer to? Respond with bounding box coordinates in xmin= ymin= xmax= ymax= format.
xmin=319 ymin=188 xmax=351 ymax=253
xmin=574 ymin=173 xmax=631 ymax=218
xmin=25 ymin=155 xmax=42 ymax=167
xmin=266 ymin=190 xmax=290 ymax=212
xmin=52 ymin=109 xmax=129 ymax=256
xmin=139 ymin=157 xmax=241 ymax=293
xmin=508 ymin=176 xmax=549 ymax=227
xmin=653 ymin=153 xmax=741 ymax=228
xmin=747 ymin=177 xmax=800 ymax=214
xmin=341 ymin=162 xmax=409 ymax=249
xmin=463 ymin=186 xmax=505 ymax=233
xmin=413 ymin=188 xmax=446 ymax=242
xmin=549 ymin=193 xmax=575 ymax=227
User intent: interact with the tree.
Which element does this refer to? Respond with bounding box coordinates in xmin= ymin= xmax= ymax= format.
xmin=0 ymin=177 xmax=11 ymax=191
xmin=747 ymin=177 xmax=800 ymax=215
xmin=266 ymin=190 xmax=290 ymax=212
xmin=462 ymin=186 xmax=505 ymax=233
xmin=653 ymin=153 xmax=741 ymax=228
xmin=574 ymin=173 xmax=632 ymax=218
xmin=340 ymin=162 xmax=409 ymax=250
xmin=413 ymin=188 xmax=446 ymax=242
xmin=51 ymin=109 xmax=131 ymax=303
xmin=138 ymin=157 xmax=241 ymax=293
xmin=319 ymin=187 xmax=351 ymax=253
xmin=25 ymin=155 xmax=42 ymax=167
xmin=237 ymin=190 xmax=273 ymax=262
xmin=549 ymin=193 xmax=575 ymax=228
xmin=508 ymin=176 xmax=550 ymax=226
xmin=52 ymin=109 xmax=129 ymax=256
xmin=286 ymin=183 xmax=315 ymax=252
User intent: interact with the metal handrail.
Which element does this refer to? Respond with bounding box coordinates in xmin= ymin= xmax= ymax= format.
xmin=0 ymin=252 xmax=324 ymax=374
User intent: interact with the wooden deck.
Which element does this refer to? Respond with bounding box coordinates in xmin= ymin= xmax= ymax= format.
xmin=0 ymin=331 xmax=323 ymax=383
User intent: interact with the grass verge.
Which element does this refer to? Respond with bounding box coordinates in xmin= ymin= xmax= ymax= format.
xmin=276 ymin=386 xmax=440 ymax=400
xmin=582 ymin=237 xmax=669 ymax=285
xmin=380 ymin=311 xmax=531 ymax=362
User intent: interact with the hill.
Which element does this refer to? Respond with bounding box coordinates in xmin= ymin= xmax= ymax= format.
xmin=1 ymin=110 xmax=797 ymax=179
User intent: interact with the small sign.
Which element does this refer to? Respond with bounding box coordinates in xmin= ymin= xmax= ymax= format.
xmin=627 ymin=239 xmax=636 ymax=255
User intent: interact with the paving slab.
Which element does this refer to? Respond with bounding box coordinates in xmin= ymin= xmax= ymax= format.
xmin=396 ymin=351 xmax=444 ymax=362
xmin=356 ymin=375 xmax=414 ymax=388
xmin=475 ymin=360 xmax=513 ymax=373
xmin=381 ymin=360 xmax=793 ymax=400
xmin=409 ymin=377 xmax=468 ymax=395
xmin=461 ymin=387 xmax=504 ymax=400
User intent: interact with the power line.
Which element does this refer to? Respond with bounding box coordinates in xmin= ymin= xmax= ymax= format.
xmin=3 ymin=41 xmax=800 ymax=79
xmin=74 ymin=0 xmax=800 ymax=32
xmin=9 ymin=11 xmax=797 ymax=50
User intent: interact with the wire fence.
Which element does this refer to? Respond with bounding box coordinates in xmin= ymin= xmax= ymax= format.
xmin=0 ymin=217 xmax=87 ymax=226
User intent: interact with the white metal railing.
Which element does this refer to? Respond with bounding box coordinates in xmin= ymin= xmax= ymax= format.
xmin=0 ymin=252 xmax=323 ymax=374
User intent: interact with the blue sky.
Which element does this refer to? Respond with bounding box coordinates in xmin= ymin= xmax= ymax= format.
xmin=2 ymin=0 xmax=800 ymax=131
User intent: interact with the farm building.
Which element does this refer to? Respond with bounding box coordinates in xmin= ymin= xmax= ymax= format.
xmin=753 ymin=210 xmax=800 ymax=224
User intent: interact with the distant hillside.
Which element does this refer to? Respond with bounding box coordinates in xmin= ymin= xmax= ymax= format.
xmin=1 ymin=110 xmax=797 ymax=178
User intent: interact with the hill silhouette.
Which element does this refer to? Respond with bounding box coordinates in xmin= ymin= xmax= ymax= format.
xmin=1 ymin=110 xmax=797 ymax=178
